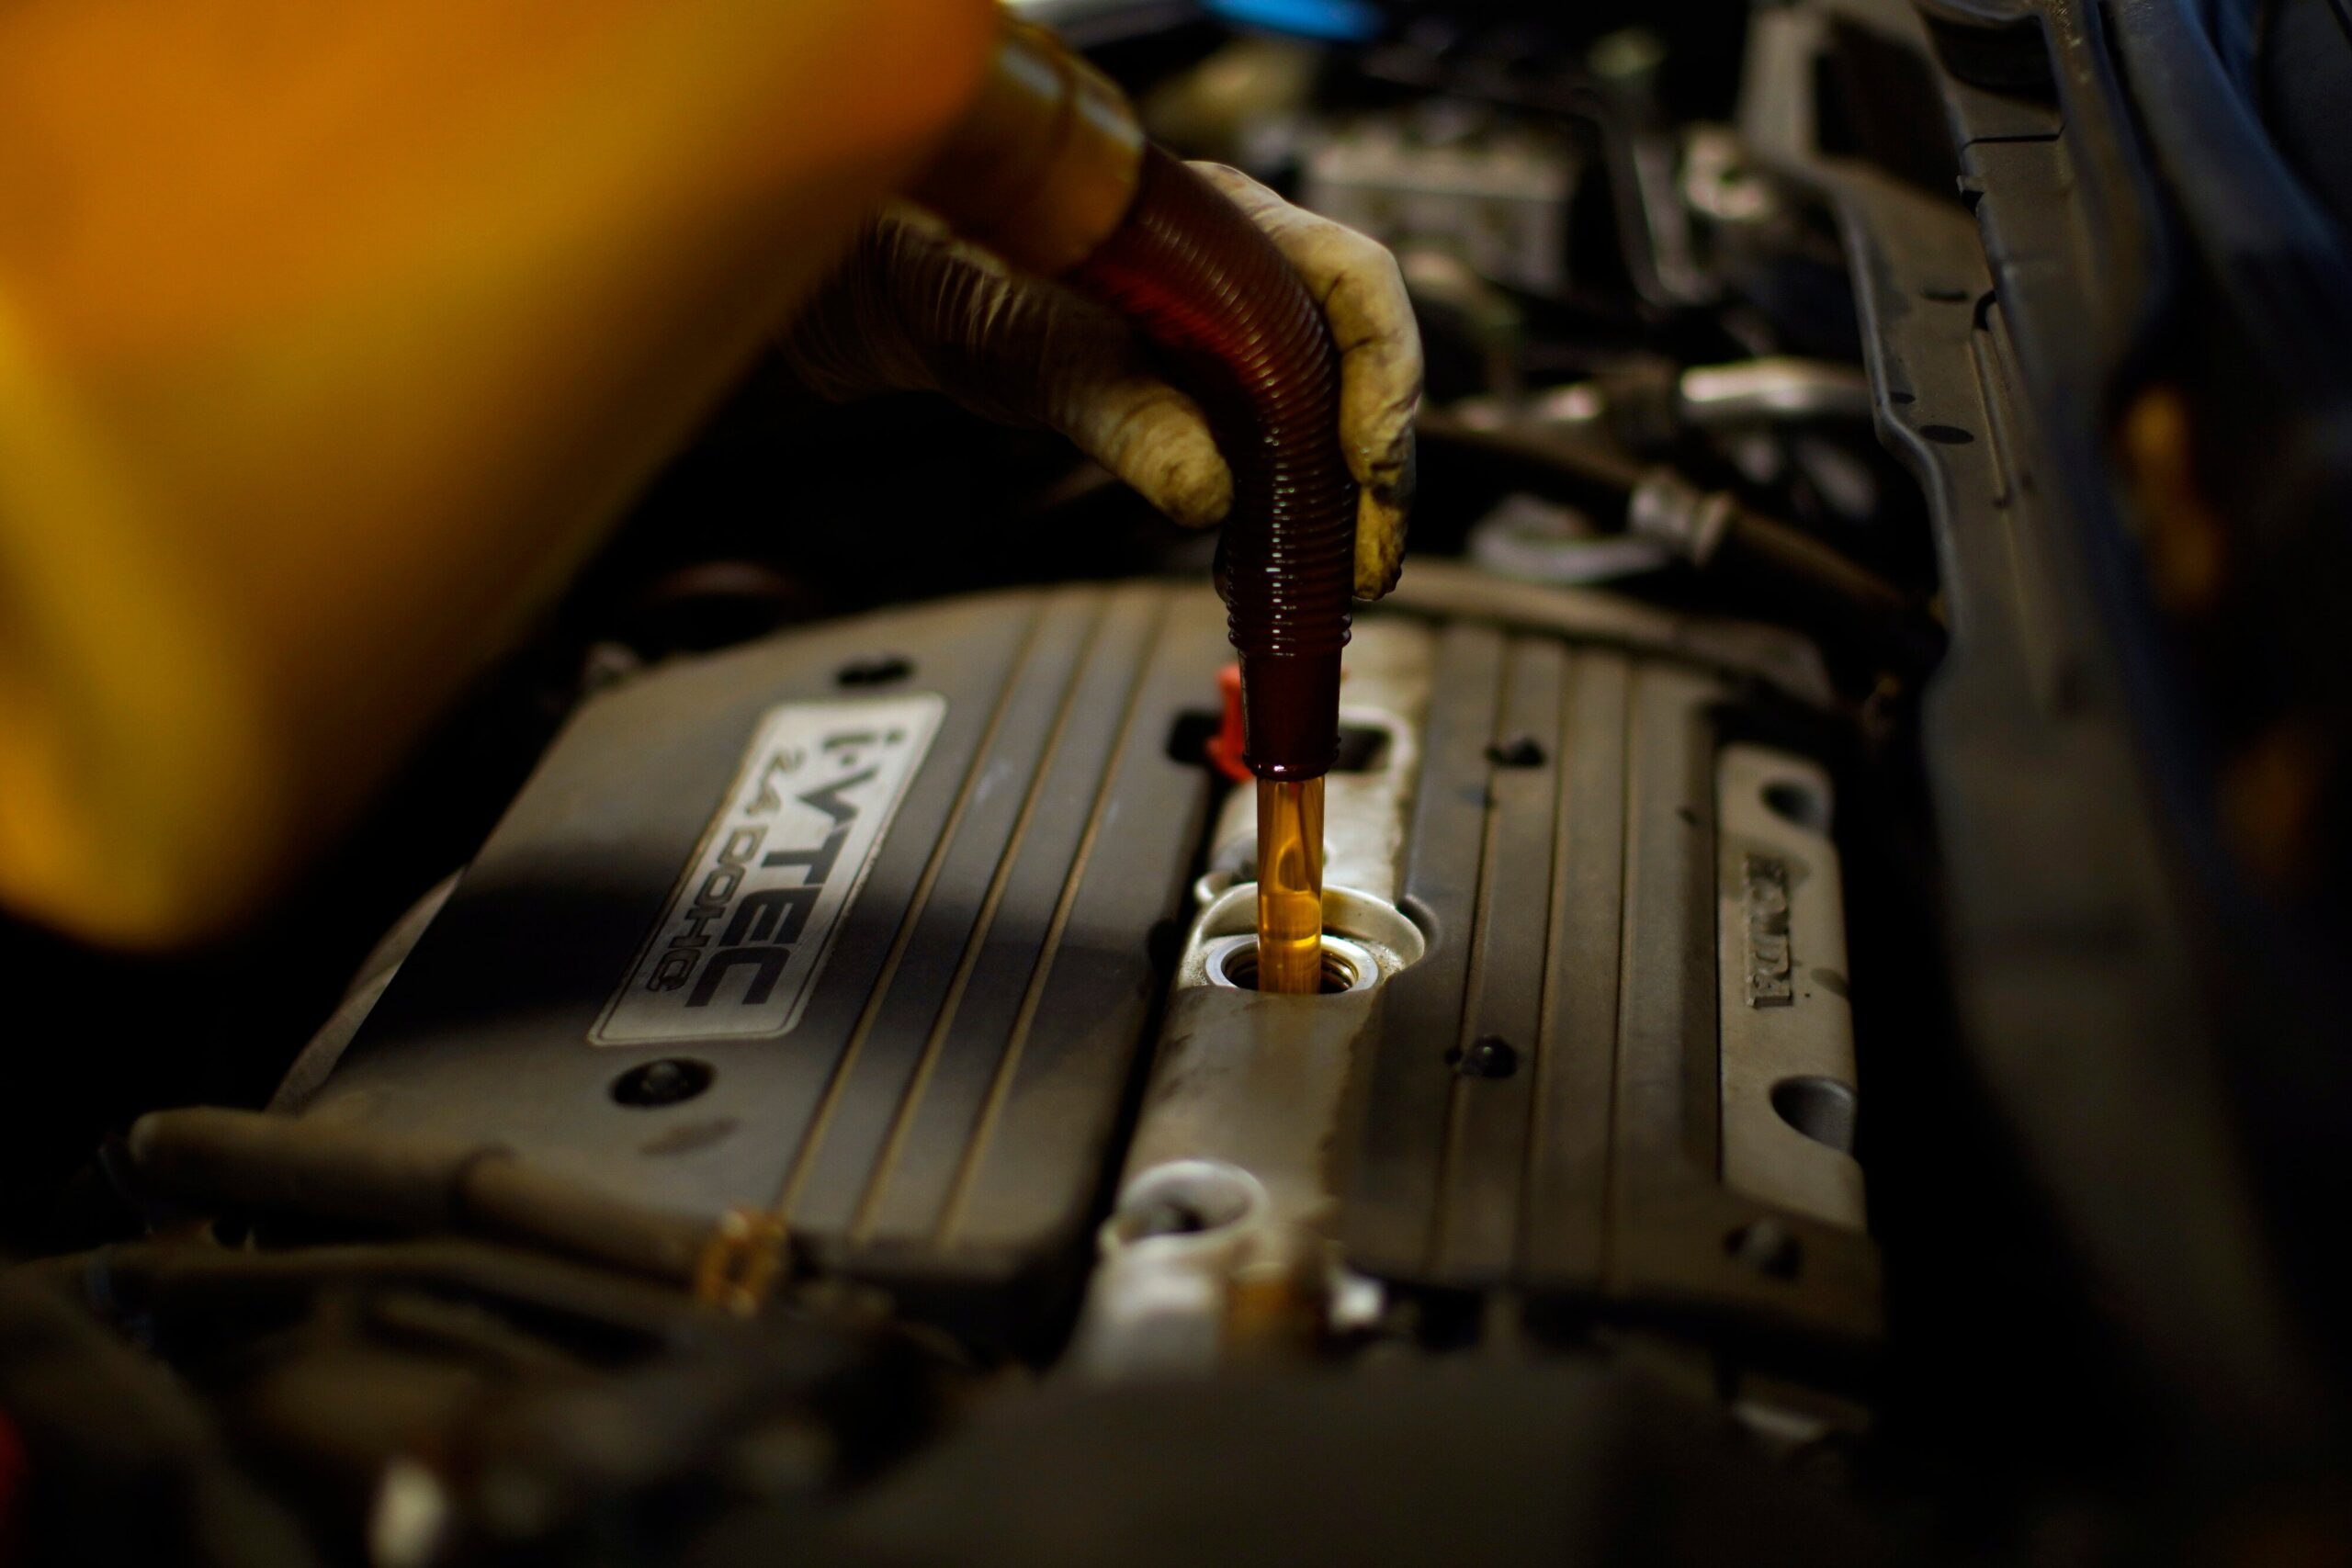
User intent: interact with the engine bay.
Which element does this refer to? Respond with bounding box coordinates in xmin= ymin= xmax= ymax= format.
xmin=4 ymin=0 xmax=2347 ymax=1562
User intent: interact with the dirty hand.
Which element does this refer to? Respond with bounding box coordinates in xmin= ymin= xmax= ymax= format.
xmin=778 ymin=164 xmax=1420 ymax=600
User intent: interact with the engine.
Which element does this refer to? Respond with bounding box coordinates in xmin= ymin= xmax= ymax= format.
xmin=5 ymin=0 xmax=2346 ymax=1563
xmin=288 ymin=569 xmax=1871 ymax=1361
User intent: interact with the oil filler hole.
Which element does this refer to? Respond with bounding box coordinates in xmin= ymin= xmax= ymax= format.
xmin=1207 ymin=934 xmax=1376 ymax=995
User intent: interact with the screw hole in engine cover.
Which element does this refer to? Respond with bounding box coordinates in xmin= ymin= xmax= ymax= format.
xmin=1770 ymin=1075 xmax=1859 ymax=1154
xmin=611 ymin=1058 xmax=715 ymax=1109
xmin=1725 ymin=1218 xmax=1804 ymax=1280
xmin=1446 ymin=1034 xmax=1520 ymax=1079
xmin=1761 ymin=778 xmax=1831 ymax=831
xmin=834 ymin=654 xmax=913 ymax=687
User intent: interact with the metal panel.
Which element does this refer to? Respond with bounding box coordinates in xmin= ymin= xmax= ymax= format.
xmin=307 ymin=583 xmax=1219 ymax=1308
xmin=784 ymin=590 xmax=1114 ymax=1236
xmin=1430 ymin=637 xmax=1565 ymax=1280
xmin=1340 ymin=630 xmax=1880 ymax=1350
xmin=939 ymin=592 xmax=1231 ymax=1258
xmin=1715 ymin=745 xmax=1863 ymax=1231
xmin=1340 ymin=623 xmax=1505 ymax=1280
xmin=1521 ymin=648 xmax=1632 ymax=1291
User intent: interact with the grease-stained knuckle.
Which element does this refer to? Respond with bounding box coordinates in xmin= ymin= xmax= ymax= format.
xmin=1356 ymin=528 xmax=1407 ymax=600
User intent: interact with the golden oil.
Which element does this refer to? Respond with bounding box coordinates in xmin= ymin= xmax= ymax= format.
xmin=1254 ymin=777 xmax=1325 ymax=994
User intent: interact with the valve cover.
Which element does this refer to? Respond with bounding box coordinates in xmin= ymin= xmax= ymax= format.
xmin=306 ymin=582 xmax=1227 ymax=1315
xmin=303 ymin=571 xmax=1875 ymax=1350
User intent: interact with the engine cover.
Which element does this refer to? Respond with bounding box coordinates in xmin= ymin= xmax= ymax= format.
xmin=305 ymin=581 xmax=1227 ymax=1313
xmin=301 ymin=570 xmax=1875 ymax=1352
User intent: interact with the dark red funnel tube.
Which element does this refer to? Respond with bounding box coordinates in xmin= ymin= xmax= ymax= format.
xmin=1069 ymin=147 xmax=1358 ymax=781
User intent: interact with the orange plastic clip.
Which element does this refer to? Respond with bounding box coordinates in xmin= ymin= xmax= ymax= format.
xmin=1205 ymin=664 xmax=1254 ymax=784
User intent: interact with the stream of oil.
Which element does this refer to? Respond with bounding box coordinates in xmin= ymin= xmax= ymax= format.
xmin=1254 ymin=777 xmax=1325 ymax=994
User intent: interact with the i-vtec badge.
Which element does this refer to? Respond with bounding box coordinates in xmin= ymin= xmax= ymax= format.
xmin=593 ymin=693 xmax=945 ymax=1044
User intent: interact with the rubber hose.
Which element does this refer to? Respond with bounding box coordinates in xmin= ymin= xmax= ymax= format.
xmin=126 ymin=1107 xmax=714 ymax=1283
xmin=1069 ymin=146 xmax=1358 ymax=780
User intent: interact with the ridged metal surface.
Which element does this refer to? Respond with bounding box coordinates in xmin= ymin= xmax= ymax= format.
xmin=305 ymin=575 xmax=1871 ymax=1343
xmin=310 ymin=581 xmax=1227 ymax=1306
xmin=1340 ymin=623 xmax=1879 ymax=1348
